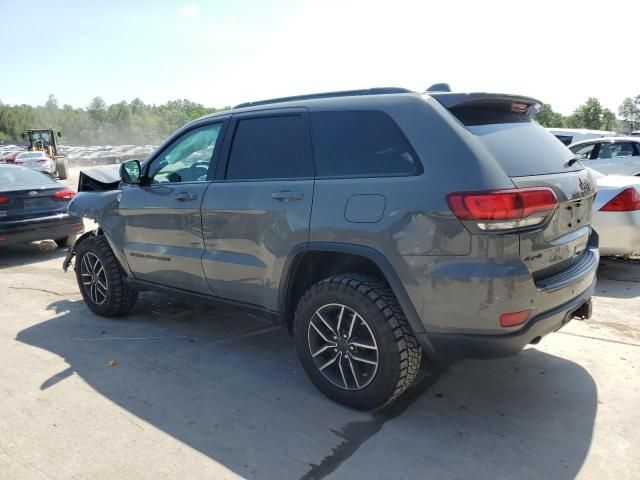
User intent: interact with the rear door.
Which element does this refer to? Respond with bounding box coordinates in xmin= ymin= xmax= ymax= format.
xmin=117 ymin=121 xmax=225 ymax=293
xmin=200 ymin=110 xmax=314 ymax=310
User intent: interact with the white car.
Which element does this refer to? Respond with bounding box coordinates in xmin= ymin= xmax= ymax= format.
xmin=569 ymin=137 xmax=640 ymax=176
xmin=13 ymin=151 xmax=55 ymax=175
xmin=590 ymin=169 xmax=640 ymax=256
xmin=547 ymin=128 xmax=618 ymax=146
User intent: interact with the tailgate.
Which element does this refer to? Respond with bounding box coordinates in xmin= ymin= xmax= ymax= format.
xmin=434 ymin=92 xmax=597 ymax=276
xmin=511 ymin=170 xmax=596 ymax=276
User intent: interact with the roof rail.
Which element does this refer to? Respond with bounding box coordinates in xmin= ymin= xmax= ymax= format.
xmin=234 ymin=87 xmax=414 ymax=109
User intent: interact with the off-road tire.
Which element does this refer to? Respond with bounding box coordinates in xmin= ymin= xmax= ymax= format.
xmin=56 ymin=156 xmax=69 ymax=180
xmin=294 ymin=273 xmax=422 ymax=410
xmin=74 ymin=235 xmax=138 ymax=316
xmin=54 ymin=234 xmax=76 ymax=248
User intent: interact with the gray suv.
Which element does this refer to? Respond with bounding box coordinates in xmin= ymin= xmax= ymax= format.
xmin=64 ymin=87 xmax=598 ymax=410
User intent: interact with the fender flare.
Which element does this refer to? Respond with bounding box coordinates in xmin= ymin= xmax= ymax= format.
xmin=62 ymin=229 xmax=101 ymax=272
xmin=279 ymin=242 xmax=428 ymax=337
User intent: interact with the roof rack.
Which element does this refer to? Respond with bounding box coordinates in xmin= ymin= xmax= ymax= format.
xmin=234 ymin=87 xmax=414 ymax=109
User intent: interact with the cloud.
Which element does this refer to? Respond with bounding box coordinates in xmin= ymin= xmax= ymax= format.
xmin=178 ymin=5 xmax=200 ymax=16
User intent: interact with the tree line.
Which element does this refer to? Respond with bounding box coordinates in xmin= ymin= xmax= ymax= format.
xmin=533 ymin=96 xmax=640 ymax=131
xmin=0 ymin=95 xmax=224 ymax=145
xmin=2 ymin=93 xmax=640 ymax=146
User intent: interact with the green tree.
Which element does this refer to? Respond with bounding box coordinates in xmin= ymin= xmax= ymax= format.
xmin=533 ymin=103 xmax=565 ymax=127
xmin=87 ymin=96 xmax=107 ymax=123
xmin=601 ymin=108 xmax=616 ymax=131
xmin=618 ymin=96 xmax=640 ymax=131
xmin=572 ymin=97 xmax=605 ymax=129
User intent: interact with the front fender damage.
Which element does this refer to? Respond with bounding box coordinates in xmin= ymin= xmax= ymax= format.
xmin=62 ymin=230 xmax=101 ymax=272
xmin=64 ymin=165 xmax=122 ymax=272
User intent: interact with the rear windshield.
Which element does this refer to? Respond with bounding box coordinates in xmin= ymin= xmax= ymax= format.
xmin=451 ymin=106 xmax=581 ymax=177
xmin=0 ymin=167 xmax=57 ymax=187
xmin=468 ymin=120 xmax=580 ymax=177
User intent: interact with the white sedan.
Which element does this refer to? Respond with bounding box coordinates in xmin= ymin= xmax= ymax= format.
xmin=570 ymin=137 xmax=640 ymax=176
xmin=590 ymin=169 xmax=640 ymax=257
xmin=13 ymin=151 xmax=55 ymax=175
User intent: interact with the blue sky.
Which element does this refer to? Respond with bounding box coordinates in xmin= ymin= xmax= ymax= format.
xmin=1 ymin=0 xmax=638 ymax=114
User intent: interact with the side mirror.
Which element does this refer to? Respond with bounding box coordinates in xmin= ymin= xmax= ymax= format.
xmin=57 ymin=131 xmax=62 ymax=138
xmin=120 ymin=160 xmax=141 ymax=184
xmin=21 ymin=132 xmax=26 ymax=140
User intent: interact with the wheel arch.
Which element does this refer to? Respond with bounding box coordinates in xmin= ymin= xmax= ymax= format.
xmin=279 ymin=242 xmax=426 ymax=337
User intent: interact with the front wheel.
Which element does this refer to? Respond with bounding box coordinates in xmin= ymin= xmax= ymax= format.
xmin=294 ymin=274 xmax=422 ymax=410
xmin=56 ymin=156 xmax=69 ymax=180
xmin=74 ymin=236 xmax=138 ymax=316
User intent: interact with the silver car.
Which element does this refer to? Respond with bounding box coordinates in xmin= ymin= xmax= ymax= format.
xmin=14 ymin=151 xmax=55 ymax=175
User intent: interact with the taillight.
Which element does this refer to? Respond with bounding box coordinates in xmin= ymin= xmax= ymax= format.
xmin=0 ymin=196 xmax=9 ymax=205
xmin=600 ymin=188 xmax=640 ymax=212
xmin=447 ymin=188 xmax=557 ymax=231
xmin=53 ymin=188 xmax=76 ymax=201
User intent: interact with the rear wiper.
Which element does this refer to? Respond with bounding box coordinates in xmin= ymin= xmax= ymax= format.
xmin=564 ymin=157 xmax=580 ymax=167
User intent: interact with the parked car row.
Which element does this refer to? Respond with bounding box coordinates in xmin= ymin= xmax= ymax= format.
xmin=64 ymin=144 xmax=157 ymax=165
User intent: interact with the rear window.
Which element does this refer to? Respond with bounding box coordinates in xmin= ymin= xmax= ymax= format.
xmin=457 ymin=113 xmax=580 ymax=177
xmin=311 ymin=111 xmax=419 ymax=177
xmin=0 ymin=167 xmax=57 ymax=187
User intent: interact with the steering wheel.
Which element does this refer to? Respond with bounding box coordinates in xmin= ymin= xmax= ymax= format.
xmin=187 ymin=161 xmax=210 ymax=181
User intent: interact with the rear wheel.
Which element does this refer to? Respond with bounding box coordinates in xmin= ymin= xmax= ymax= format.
xmin=56 ymin=156 xmax=69 ymax=180
xmin=74 ymin=236 xmax=138 ymax=316
xmin=294 ymin=273 xmax=422 ymax=410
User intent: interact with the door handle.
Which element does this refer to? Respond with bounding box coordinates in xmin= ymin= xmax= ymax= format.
xmin=175 ymin=192 xmax=198 ymax=201
xmin=271 ymin=191 xmax=304 ymax=202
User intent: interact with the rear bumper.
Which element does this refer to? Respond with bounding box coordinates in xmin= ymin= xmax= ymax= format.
xmin=592 ymin=211 xmax=640 ymax=256
xmin=0 ymin=214 xmax=84 ymax=245
xmin=417 ymin=279 xmax=595 ymax=359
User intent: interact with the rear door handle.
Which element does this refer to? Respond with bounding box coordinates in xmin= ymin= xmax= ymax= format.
xmin=175 ymin=192 xmax=198 ymax=201
xmin=271 ymin=191 xmax=304 ymax=202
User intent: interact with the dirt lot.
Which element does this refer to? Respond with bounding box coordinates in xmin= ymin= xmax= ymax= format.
xmin=0 ymin=168 xmax=639 ymax=479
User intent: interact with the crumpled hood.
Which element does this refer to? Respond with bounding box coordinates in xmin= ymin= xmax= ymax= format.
xmin=77 ymin=164 xmax=120 ymax=192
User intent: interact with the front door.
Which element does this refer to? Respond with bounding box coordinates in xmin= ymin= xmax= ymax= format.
xmin=200 ymin=111 xmax=315 ymax=310
xmin=118 ymin=121 xmax=225 ymax=293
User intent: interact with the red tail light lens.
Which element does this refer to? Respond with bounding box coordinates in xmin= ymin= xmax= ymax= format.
xmin=600 ymin=188 xmax=640 ymax=212
xmin=0 ymin=196 xmax=9 ymax=205
xmin=447 ymin=188 xmax=557 ymax=231
xmin=53 ymin=188 xmax=76 ymax=201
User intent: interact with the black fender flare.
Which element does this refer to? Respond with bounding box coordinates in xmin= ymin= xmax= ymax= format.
xmin=62 ymin=229 xmax=101 ymax=272
xmin=279 ymin=242 xmax=429 ymax=339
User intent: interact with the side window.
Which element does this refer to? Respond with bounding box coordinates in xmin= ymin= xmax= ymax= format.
xmin=147 ymin=123 xmax=222 ymax=183
xmin=311 ymin=111 xmax=419 ymax=177
xmin=597 ymin=142 xmax=634 ymax=160
xmin=226 ymin=115 xmax=313 ymax=180
xmin=570 ymin=143 xmax=596 ymax=160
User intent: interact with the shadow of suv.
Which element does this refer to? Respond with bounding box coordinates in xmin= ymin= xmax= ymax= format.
xmin=63 ymin=86 xmax=598 ymax=410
